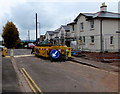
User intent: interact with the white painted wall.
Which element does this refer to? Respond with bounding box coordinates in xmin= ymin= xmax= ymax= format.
xmin=74 ymin=14 xmax=120 ymax=52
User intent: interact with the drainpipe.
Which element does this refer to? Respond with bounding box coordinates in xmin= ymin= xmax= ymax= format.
xmin=116 ymin=31 xmax=120 ymax=52
xmin=100 ymin=19 xmax=103 ymax=53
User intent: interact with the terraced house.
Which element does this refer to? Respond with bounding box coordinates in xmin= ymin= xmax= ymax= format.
xmin=45 ymin=25 xmax=74 ymax=46
xmin=68 ymin=3 xmax=120 ymax=52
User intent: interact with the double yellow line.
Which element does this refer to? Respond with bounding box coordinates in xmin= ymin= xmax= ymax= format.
xmin=21 ymin=68 xmax=43 ymax=94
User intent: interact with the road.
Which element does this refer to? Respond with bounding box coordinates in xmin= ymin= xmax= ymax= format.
xmin=12 ymin=49 xmax=118 ymax=92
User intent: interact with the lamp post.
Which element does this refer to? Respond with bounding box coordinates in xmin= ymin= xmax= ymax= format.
xmin=36 ymin=13 xmax=37 ymax=42
xmin=37 ymin=22 xmax=40 ymax=38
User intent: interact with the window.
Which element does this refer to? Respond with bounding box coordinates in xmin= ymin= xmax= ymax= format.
xmin=72 ymin=25 xmax=74 ymax=31
xmin=79 ymin=36 xmax=82 ymax=41
xmin=90 ymin=20 xmax=94 ymax=28
xmin=83 ymin=36 xmax=85 ymax=43
xmin=91 ymin=36 xmax=94 ymax=43
xmin=61 ymin=30 xmax=64 ymax=36
xmin=80 ymin=22 xmax=84 ymax=31
xmin=110 ymin=36 xmax=113 ymax=44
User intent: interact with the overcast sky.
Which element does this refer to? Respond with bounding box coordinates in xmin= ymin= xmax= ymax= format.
xmin=0 ymin=0 xmax=119 ymax=41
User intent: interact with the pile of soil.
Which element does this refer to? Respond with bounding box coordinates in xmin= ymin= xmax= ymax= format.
xmin=81 ymin=52 xmax=120 ymax=67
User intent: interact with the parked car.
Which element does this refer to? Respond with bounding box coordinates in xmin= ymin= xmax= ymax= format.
xmin=28 ymin=43 xmax=35 ymax=49
xmin=23 ymin=45 xmax=27 ymax=48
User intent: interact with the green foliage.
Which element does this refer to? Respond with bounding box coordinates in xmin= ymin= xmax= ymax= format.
xmin=2 ymin=21 xmax=20 ymax=48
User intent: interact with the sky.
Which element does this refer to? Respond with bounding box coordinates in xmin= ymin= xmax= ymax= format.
xmin=0 ymin=0 xmax=119 ymax=41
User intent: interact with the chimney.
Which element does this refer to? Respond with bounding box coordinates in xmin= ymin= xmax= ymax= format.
xmin=100 ymin=2 xmax=107 ymax=12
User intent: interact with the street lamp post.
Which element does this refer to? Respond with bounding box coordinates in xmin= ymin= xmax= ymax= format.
xmin=37 ymin=22 xmax=40 ymax=38
xmin=36 ymin=13 xmax=37 ymax=42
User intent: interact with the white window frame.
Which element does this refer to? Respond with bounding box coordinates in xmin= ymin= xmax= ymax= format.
xmin=80 ymin=22 xmax=84 ymax=31
xmin=110 ymin=36 xmax=114 ymax=44
xmin=72 ymin=25 xmax=74 ymax=31
xmin=90 ymin=20 xmax=94 ymax=29
xmin=83 ymin=36 xmax=85 ymax=43
xmin=91 ymin=36 xmax=94 ymax=43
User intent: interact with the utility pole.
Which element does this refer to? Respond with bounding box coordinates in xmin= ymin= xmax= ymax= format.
xmin=37 ymin=22 xmax=40 ymax=38
xmin=28 ymin=30 xmax=30 ymax=41
xmin=36 ymin=13 xmax=38 ymax=42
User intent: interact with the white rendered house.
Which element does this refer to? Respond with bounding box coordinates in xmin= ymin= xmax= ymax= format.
xmin=68 ymin=3 xmax=120 ymax=52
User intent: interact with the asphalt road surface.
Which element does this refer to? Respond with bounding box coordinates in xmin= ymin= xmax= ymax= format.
xmin=12 ymin=49 xmax=118 ymax=92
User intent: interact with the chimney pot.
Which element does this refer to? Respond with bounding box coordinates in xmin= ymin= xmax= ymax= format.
xmin=100 ymin=2 xmax=107 ymax=12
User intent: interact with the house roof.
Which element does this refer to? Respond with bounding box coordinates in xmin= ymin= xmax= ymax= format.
xmin=40 ymin=35 xmax=45 ymax=37
xmin=93 ymin=11 xmax=120 ymax=19
xmin=74 ymin=11 xmax=120 ymax=21
xmin=61 ymin=25 xmax=70 ymax=31
xmin=46 ymin=31 xmax=54 ymax=35
xmin=54 ymin=28 xmax=60 ymax=33
xmin=67 ymin=21 xmax=76 ymax=25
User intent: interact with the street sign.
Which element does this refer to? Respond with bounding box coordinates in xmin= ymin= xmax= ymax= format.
xmin=50 ymin=49 xmax=60 ymax=59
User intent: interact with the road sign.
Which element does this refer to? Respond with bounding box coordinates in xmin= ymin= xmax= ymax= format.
xmin=50 ymin=49 xmax=60 ymax=59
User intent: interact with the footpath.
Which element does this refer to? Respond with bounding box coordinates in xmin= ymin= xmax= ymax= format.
xmin=2 ymin=57 xmax=22 ymax=93
xmin=72 ymin=56 xmax=119 ymax=72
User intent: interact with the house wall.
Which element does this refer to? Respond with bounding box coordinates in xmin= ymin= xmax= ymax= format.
xmin=45 ymin=33 xmax=53 ymax=40
xmin=59 ymin=27 xmax=66 ymax=38
xmin=68 ymin=25 xmax=75 ymax=38
xmin=74 ymin=24 xmax=78 ymax=39
xmin=102 ymin=19 xmax=119 ymax=52
xmin=52 ymin=34 xmax=56 ymax=39
xmin=45 ymin=33 xmax=49 ymax=40
xmin=75 ymin=15 xmax=119 ymax=52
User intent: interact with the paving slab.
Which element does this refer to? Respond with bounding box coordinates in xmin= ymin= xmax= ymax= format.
xmin=72 ymin=56 xmax=119 ymax=72
xmin=2 ymin=57 xmax=22 ymax=93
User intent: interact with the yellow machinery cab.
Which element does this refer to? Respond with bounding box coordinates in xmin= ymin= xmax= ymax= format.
xmin=2 ymin=47 xmax=8 ymax=57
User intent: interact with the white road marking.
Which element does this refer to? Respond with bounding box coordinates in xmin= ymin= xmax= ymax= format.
xmin=14 ymin=54 xmax=34 ymax=58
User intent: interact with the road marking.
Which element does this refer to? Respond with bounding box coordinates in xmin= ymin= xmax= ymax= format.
xmin=14 ymin=54 xmax=34 ymax=58
xmin=66 ymin=61 xmax=118 ymax=75
xmin=20 ymin=69 xmax=37 ymax=94
xmin=5 ymin=56 xmax=10 ymax=58
xmin=21 ymin=68 xmax=43 ymax=94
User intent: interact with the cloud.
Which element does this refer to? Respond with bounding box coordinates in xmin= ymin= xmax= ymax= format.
xmin=28 ymin=0 xmax=120 ymax=2
xmin=0 ymin=1 xmax=119 ymax=40
xmin=11 ymin=3 xmax=35 ymax=30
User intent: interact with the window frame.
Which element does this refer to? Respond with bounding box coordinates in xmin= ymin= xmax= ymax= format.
xmin=90 ymin=36 xmax=94 ymax=43
xmin=83 ymin=36 xmax=85 ymax=43
xmin=110 ymin=36 xmax=113 ymax=44
xmin=90 ymin=20 xmax=94 ymax=29
xmin=80 ymin=22 xmax=84 ymax=31
xmin=72 ymin=25 xmax=74 ymax=31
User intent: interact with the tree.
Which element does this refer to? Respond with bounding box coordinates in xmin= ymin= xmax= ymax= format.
xmin=2 ymin=21 xmax=20 ymax=48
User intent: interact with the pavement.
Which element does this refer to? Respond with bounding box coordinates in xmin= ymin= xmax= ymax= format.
xmin=1 ymin=49 xmax=32 ymax=94
xmin=2 ymin=57 xmax=22 ymax=93
xmin=72 ymin=56 xmax=119 ymax=72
